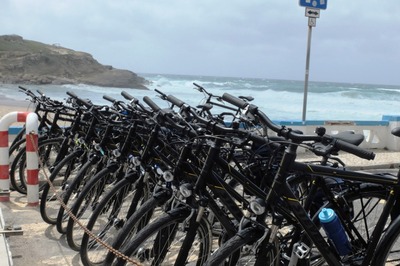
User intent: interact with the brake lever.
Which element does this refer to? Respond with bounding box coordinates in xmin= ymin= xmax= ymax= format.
xmin=311 ymin=142 xmax=334 ymax=157
xmin=311 ymin=142 xmax=346 ymax=167
xmin=154 ymin=89 xmax=168 ymax=100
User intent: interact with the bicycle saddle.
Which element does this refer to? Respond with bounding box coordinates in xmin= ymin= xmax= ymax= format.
xmin=391 ymin=127 xmax=400 ymax=137
xmin=238 ymin=96 xmax=254 ymax=102
xmin=333 ymin=131 xmax=364 ymax=146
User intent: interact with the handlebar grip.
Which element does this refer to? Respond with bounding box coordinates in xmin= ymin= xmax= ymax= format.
xmin=248 ymin=133 xmax=268 ymax=145
xmin=66 ymin=91 xmax=92 ymax=108
xmin=18 ymin=86 xmax=28 ymax=91
xmin=66 ymin=91 xmax=78 ymax=98
xmin=143 ymin=96 xmax=161 ymax=112
xmin=121 ymin=91 xmax=134 ymax=100
xmin=166 ymin=95 xmax=185 ymax=107
xmin=222 ymin=93 xmax=248 ymax=109
xmin=335 ymin=139 xmax=375 ymax=160
xmin=103 ymin=95 xmax=116 ymax=103
xmin=37 ymin=89 xmax=45 ymax=96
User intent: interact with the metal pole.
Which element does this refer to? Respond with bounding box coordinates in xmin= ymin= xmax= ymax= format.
xmin=302 ymin=23 xmax=313 ymax=123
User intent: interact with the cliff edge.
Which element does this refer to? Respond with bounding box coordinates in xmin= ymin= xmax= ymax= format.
xmin=0 ymin=35 xmax=148 ymax=89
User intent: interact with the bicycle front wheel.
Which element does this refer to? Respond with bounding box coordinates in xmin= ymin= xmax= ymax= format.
xmin=56 ymin=157 xmax=103 ymax=234
xmin=80 ymin=177 xmax=148 ymax=266
xmin=39 ymin=147 xmax=83 ymax=224
xmin=373 ymin=213 xmax=400 ymax=265
xmin=113 ymin=207 xmax=212 ymax=266
xmin=104 ymin=188 xmax=173 ymax=265
xmin=66 ymin=166 xmax=120 ymax=251
xmin=204 ymin=227 xmax=278 ymax=266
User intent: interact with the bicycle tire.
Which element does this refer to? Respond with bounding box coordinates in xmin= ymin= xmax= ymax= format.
xmin=113 ymin=207 xmax=212 ymax=266
xmin=9 ymin=141 xmax=28 ymax=194
xmin=9 ymin=137 xmax=62 ymax=194
xmin=39 ymin=148 xmax=84 ymax=224
xmin=80 ymin=177 xmax=148 ymax=266
xmin=9 ymin=137 xmax=26 ymax=164
xmin=56 ymin=157 xmax=103 ymax=234
xmin=373 ymin=213 xmax=400 ymax=265
xmin=282 ymin=181 xmax=391 ymax=265
xmin=204 ymin=180 xmax=390 ymax=266
xmin=104 ymin=189 xmax=173 ymax=265
xmin=66 ymin=166 xmax=120 ymax=251
xmin=204 ymin=226 xmax=277 ymax=266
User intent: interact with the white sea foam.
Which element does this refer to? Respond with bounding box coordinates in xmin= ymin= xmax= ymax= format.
xmin=1 ymin=73 xmax=399 ymax=121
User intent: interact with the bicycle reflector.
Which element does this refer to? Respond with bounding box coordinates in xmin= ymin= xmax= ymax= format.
xmin=162 ymin=170 xmax=174 ymax=182
xmin=250 ymin=198 xmax=266 ymax=215
xmin=179 ymin=183 xmax=193 ymax=198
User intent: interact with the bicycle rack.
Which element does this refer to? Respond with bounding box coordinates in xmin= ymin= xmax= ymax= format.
xmin=0 ymin=112 xmax=38 ymax=206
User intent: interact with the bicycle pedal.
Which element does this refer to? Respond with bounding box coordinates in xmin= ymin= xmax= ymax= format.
xmin=294 ymin=242 xmax=310 ymax=259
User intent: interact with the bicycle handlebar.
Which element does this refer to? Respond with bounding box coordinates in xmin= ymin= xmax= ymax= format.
xmin=36 ymin=89 xmax=45 ymax=97
xmin=221 ymin=92 xmax=249 ymax=109
xmin=221 ymin=92 xmax=375 ymax=160
xmin=193 ymin=83 xmax=205 ymax=92
xmin=18 ymin=86 xmax=38 ymax=100
xmin=154 ymin=89 xmax=168 ymax=100
xmin=66 ymin=91 xmax=93 ymax=109
xmin=103 ymin=95 xmax=116 ymax=103
xmin=121 ymin=91 xmax=134 ymax=101
xmin=142 ymin=96 xmax=197 ymax=137
xmin=143 ymin=96 xmax=161 ymax=112
xmin=18 ymin=86 xmax=67 ymax=111
xmin=166 ymin=95 xmax=185 ymax=108
xmin=334 ymin=138 xmax=375 ymax=160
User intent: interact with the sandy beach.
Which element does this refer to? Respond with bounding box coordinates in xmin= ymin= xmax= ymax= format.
xmin=0 ymin=98 xmax=35 ymax=118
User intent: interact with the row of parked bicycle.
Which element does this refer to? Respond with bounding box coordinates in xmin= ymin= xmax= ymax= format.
xmin=9 ymin=84 xmax=400 ymax=265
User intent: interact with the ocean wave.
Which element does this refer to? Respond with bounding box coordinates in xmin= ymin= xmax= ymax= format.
xmin=1 ymin=73 xmax=399 ymax=121
xmin=377 ymin=88 xmax=400 ymax=93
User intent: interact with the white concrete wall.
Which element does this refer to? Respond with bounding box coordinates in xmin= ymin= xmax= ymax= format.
xmin=8 ymin=115 xmax=400 ymax=151
xmin=273 ymin=115 xmax=400 ymax=151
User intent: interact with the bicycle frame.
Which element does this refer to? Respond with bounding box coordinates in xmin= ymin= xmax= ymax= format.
xmin=266 ymin=143 xmax=400 ymax=266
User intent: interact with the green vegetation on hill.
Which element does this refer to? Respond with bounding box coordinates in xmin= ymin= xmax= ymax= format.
xmin=0 ymin=35 xmax=148 ymax=89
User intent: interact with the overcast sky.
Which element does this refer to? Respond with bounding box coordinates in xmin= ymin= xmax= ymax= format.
xmin=2 ymin=0 xmax=400 ymax=85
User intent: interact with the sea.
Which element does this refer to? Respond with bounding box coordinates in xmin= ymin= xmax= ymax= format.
xmin=1 ymin=73 xmax=399 ymax=122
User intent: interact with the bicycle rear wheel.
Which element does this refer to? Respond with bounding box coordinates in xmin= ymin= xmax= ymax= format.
xmin=371 ymin=205 xmax=400 ymax=265
xmin=286 ymin=181 xmax=391 ymax=265
xmin=10 ymin=137 xmax=62 ymax=194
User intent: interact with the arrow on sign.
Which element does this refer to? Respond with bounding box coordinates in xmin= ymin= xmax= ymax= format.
xmin=307 ymin=10 xmax=319 ymax=16
xmin=305 ymin=7 xmax=320 ymax=18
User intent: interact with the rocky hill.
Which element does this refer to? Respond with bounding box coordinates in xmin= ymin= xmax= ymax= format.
xmin=0 ymin=35 xmax=148 ymax=89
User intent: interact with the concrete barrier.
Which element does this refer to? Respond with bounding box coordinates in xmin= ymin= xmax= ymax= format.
xmin=272 ymin=115 xmax=400 ymax=151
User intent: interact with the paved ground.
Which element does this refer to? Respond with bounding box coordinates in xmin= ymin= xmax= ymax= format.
xmin=0 ymin=149 xmax=399 ymax=266
xmin=0 ymin=193 xmax=82 ymax=266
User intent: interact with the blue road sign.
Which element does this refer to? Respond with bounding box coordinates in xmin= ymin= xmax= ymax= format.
xmin=299 ymin=0 xmax=327 ymax=10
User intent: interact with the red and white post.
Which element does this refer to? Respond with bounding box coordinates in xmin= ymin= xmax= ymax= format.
xmin=25 ymin=113 xmax=39 ymax=206
xmin=0 ymin=111 xmax=39 ymax=205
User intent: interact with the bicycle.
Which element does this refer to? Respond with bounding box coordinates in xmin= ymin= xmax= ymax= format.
xmin=202 ymin=93 xmax=399 ymax=265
